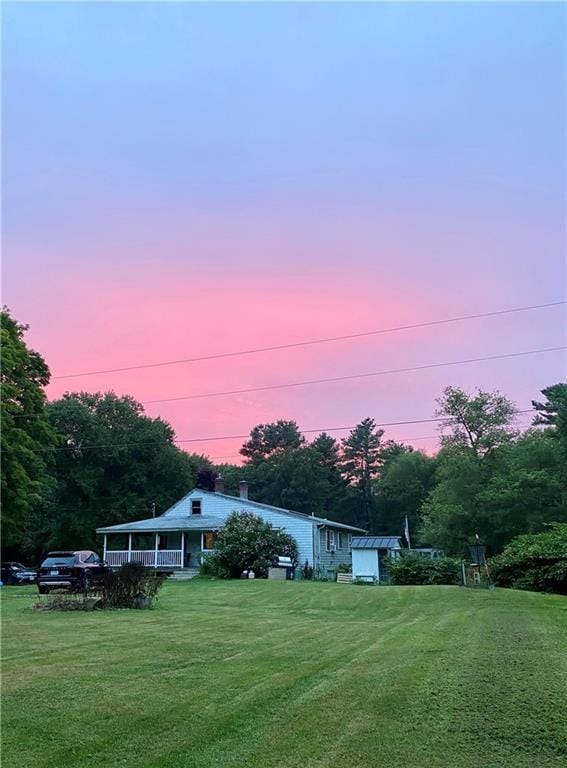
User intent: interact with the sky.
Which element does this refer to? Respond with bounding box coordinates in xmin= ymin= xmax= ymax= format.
xmin=3 ymin=1 xmax=566 ymax=463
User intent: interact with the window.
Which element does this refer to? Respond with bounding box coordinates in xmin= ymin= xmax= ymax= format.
xmin=325 ymin=530 xmax=335 ymax=552
xmin=41 ymin=556 xmax=75 ymax=568
xmin=202 ymin=531 xmax=216 ymax=551
xmin=191 ymin=500 xmax=202 ymax=515
xmin=338 ymin=532 xmax=345 ymax=549
xmin=348 ymin=534 xmax=352 ymax=551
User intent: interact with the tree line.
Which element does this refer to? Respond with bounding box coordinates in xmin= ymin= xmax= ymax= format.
xmin=2 ymin=307 xmax=566 ymax=562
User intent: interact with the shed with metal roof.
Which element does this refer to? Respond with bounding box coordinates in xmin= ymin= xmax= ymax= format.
xmin=351 ymin=536 xmax=403 ymax=583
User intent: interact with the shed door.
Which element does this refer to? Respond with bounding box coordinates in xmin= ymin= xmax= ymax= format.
xmin=352 ymin=549 xmax=379 ymax=580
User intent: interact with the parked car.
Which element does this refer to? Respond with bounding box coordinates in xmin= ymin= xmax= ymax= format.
xmin=1 ymin=562 xmax=37 ymax=586
xmin=37 ymin=551 xmax=110 ymax=594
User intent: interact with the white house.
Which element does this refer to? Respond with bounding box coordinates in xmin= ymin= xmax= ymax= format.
xmin=351 ymin=536 xmax=403 ymax=583
xmin=97 ymin=478 xmax=365 ymax=578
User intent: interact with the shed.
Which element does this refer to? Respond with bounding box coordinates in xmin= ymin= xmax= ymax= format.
xmin=351 ymin=536 xmax=403 ymax=583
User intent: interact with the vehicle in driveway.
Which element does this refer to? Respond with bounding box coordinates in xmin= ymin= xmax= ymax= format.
xmin=1 ymin=562 xmax=37 ymax=585
xmin=37 ymin=551 xmax=110 ymax=594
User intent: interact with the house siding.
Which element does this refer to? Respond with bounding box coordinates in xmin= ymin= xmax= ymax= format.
xmin=317 ymin=527 xmax=353 ymax=577
xmin=165 ymin=491 xmax=316 ymax=569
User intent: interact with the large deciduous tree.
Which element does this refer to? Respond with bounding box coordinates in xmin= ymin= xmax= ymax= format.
xmin=436 ymin=386 xmax=518 ymax=457
xmin=25 ymin=392 xmax=205 ymax=557
xmin=421 ymin=385 xmax=566 ymax=555
xmin=374 ymin=449 xmax=437 ymax=538
xmin=476 ymin=431 xmax=567 ymax=551
xmin=1 ymin=309 xmax=57 ymax=553
xmin=421 ymin=387 xmax=518 ymax=554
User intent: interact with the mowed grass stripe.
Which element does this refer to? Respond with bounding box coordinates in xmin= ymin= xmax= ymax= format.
xmin=2 ymin=581 xmax=566 ymax=768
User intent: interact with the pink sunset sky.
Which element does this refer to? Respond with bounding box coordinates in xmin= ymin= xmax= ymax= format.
xmin=3 ymin=2 xmax=566 ymax=462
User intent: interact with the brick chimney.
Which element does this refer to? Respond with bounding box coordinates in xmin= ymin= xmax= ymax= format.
xmin=214 ymin=476 xmax=225 ymax=494
xmin=239 ymin=480 xmax=249 ymax=500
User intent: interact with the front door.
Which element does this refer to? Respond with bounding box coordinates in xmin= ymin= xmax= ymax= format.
xmin=182 ymin=533 xmax=190 ymax=567
xmin=184 ymin=532 xmax=202 ymax=567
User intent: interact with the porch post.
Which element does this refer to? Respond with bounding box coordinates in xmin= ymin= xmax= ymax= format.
xmin=180 ymin=532 xmax=185 ymax=568
xmin=154 ymin=532 xmax=159 ymax=568
xmin=103 ymin=534 xmax=107 ymax=562
xmin=128 ymin=533 xmax=132 ymax=563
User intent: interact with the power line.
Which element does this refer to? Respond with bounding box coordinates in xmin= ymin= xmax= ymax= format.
xmin=209 ymin=433 xmax=441 ymax=461
xmin=9 ymin=346 xmax=559 ymax=423
xmin=32 ymin=409 xmax=537 ymax=453
xmin=51 ymin=300 xmax=566 ymax=380
xmin=142 ymin=346 xmax=566 ymax=405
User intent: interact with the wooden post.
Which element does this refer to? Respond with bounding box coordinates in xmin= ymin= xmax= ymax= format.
xmin=180 ymin=532 xmax=185 ymax=569
xmin=128 ymin=533 xmax=132 ymax=563
xmin=154 ymin=533 xmax=159 ymax=568
xmin=103 ymin=534 xmax=107 ymax=563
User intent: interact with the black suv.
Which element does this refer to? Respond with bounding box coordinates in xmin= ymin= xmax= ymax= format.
xmin=37 ymin=551 xmax=110 ymax=594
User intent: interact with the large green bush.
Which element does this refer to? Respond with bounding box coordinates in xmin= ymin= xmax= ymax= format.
xmin=388 ymin=553 xmax=461 ymax=585
xmin=203 ymin=511 xmax=298 ymax=579
xmin=489 ymin=524 xmax=567 ymax=595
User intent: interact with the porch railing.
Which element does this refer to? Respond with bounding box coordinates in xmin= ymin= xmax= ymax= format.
xmin=105 ymin=550 xmax=183 ymax=568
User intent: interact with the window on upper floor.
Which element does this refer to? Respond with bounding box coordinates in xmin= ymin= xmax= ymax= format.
xmin=191 ymin=500 xmax=202 ymax=515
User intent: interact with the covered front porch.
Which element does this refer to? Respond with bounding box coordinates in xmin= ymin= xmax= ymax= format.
xmin=103 ymin=530 xmax=217 ymax=569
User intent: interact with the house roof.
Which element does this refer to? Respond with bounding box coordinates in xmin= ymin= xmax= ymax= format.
xmin=198 ymin=490 xmax=366 ymax=533
xmin=96 ymin=515 xmax=225 ymax=534
xmin=351 ymin=536 xmax=403 ymax=550
xmin=96 ymin=489 xmax=366 ymax=535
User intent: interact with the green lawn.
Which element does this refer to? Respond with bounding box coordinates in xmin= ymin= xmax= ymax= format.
xmin=2 ymin=581 xmax=566 ymax=768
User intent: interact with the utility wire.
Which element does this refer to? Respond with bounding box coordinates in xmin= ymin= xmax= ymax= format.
xmin=31 ymin=409 xmax=537 ymax=453
xmin=51 ymin=300 xmax=566 ymax=380
xmin=209 ymin=434 xmax=441 ymax=461
xmin=142 ymin=346 xmax=566 ymax=405
xmin=10 ymin=346 xmax=560 ymax=421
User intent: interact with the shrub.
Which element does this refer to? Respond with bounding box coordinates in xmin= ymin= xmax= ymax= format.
xmin=212 ymin=511 xmax=299 ymax=578
xmin=389 ymin=553 xmax=461 ymax=585
xmin=199 ymin=552 xmax=229 ymax=579
xmin=301 ymin=560 xmax=313 ymax=580
xmin=313 ymin=567 xmax=331 ymax=582
xmin=489 ymin=524 xmax=567 ymax=595
xmin=32 ymin=594 xmax=101 ymax=611
xmin=100 ymin=562 xmax=168 ymax=608
xmin=335 ymin=563 xmax=352 ymax=574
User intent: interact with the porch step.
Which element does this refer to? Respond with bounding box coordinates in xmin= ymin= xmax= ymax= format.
xmin=167 ymin=568 xmax=200 ymax=581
